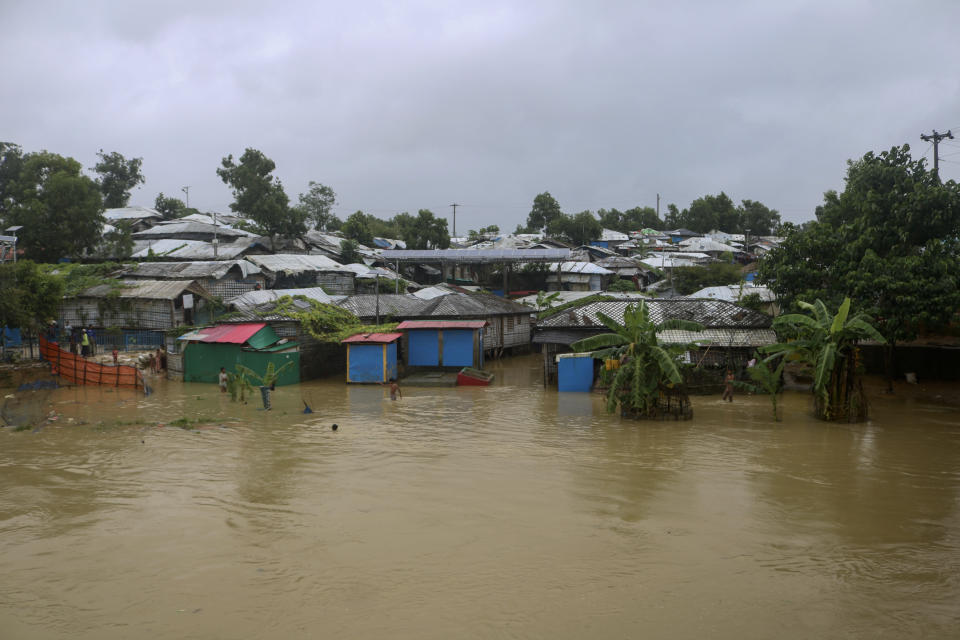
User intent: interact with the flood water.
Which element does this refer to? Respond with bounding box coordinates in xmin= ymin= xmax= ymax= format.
xmin=2 ymin=354 xmax=959 ymax=639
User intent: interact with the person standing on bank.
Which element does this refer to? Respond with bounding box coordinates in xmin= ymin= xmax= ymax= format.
xmin=80 ymin=329 xmax=90 ymax=357
xmin=86 ymin=325 xmax=96 ymax=356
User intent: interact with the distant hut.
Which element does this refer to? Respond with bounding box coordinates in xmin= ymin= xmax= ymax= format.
xmin=122 ymin=260 xmax=265 ymax=300
xmin=60 ymin=279 xmax=212 ymax=330
xmin=177 ymin=322 xmax=299 ymax=386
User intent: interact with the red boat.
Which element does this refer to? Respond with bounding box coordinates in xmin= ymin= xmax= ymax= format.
xmin=457 ymin=367 xmax=494 ymax=386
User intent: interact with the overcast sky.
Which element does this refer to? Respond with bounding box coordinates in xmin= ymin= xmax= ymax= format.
xmin=3 ymin=0 xmax=960 ymax=233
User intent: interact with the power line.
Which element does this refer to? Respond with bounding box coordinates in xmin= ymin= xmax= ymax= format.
xmin=920 ymin=129 xmax=954 ymax=176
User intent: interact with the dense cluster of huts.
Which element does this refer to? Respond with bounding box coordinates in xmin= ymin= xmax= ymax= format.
xmin=45 ymin=206 xmax=783 ymax=389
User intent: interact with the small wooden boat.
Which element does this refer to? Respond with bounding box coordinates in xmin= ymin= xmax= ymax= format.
xmin=457 ymin=367 xmax=494 ymax=386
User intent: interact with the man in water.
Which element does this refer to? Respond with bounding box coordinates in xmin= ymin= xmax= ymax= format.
xmin=385 ymin=378 xmax=402 ymax=401
xmin=722 ymin=369 xmax=735 ymax=402
xmin=219 ymin=367 xmax=228 ymax=393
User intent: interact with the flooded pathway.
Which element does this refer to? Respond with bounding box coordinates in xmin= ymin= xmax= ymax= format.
xmin=2 ymin=355 xmax=959 ymax=638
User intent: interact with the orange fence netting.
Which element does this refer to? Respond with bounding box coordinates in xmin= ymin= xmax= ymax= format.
xmin=39 ymin=336 xmax=145 ymax=391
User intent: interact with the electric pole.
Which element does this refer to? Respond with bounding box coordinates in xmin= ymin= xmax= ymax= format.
xmin=450 ymin=203 xmax=459 ymax=238
xmin=921 ymin=129 xmax=953 ymax=177
xmin=181 ymin=186 xmax=190 ymax=208
xmin=656 ymin=193 xmax=660 ymax=220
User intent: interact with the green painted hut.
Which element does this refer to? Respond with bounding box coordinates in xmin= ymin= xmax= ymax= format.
xmin=178 ymin=322 xmax=299 ymax=385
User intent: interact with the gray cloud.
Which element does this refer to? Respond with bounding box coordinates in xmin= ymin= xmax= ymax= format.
xmin=3 ymin=0 xmax=959 ymax=232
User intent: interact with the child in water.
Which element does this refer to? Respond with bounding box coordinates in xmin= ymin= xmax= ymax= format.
xmin=384 ymin=378 xmax=402 ymax=401
xmin=722 ymin=369 xmax=735 ymax=402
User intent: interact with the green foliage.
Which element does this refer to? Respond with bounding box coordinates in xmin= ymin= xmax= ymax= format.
xmin=236 ymin=360 xmax=295 ymax=388
xmin=758 ymin=144 xmax=960 ymax=362
xmin=1 ymin=145 xmax=105 ymax=262
xmin=99 ymin=220 xmax=134 ymax=259
xmin=0 ymin=261 xmax=66 ymax=330
xmin=467 ymin=225 xmax=500 ymax=240
xmin=735 ymin=354 xmax=786 ymax=421
xmin=672 ymin=262 xmax=744 ymax=295
xmin=547 ymin=210 xmax=602 ymax=245
xmin=92 ymin=149 xmax=145 ymax=208
xmin=534 ymin=290 xmax=561 ymax=312
xmin=394 ymin=209 xmax=450 ymax=249
xmin=762 ymin=298 xmax=884 ymax=421
xmin=607 ymin=279 xmax=638 ymax=292
xmin=39 ymin=262 xmax=126 ymax=298
xmin=226 ymin=366 xmax=255 ymax=402
xmin=526 ymin=191 xmax=562 ymax=232
xmin=570 ymin=301 xmax=703 ymax=415
xmin=263 ymin=295 xmax=396 ymax=342
xmin=666 ymin=193 xmax=781 ymax=234
xmin=341 ymin=211 xmax=374 ymax=245
xmin=597 ymin=206 xmax=662 ymax=232
xmin=296 ymin=181 xmax=339 ymax=231
xmin=154 ymin=192 xmax=192 ymax=219
xmin=339 ymin=238 xmax=361 ymax=264
xmin=738 ymin=292 xmax=766 ymax=313
xmin=217 ymin=148 xmax=305 ymax=248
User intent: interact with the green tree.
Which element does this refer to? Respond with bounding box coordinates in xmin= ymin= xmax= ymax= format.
xmin=526 ymin=191 xmax=562 ymax=232
xmin=341 ymin=210 xmax=374 ymax=245
xmin=296 ymin=181 xmax=339 ymax=231
xmin=217 ymin=148 xmax=305 ymax=249
xmin=672 ymin=262 xmax=744 ymax=295
xmin=739 ymin=199 xmax=780 ymax=239
xmin=663 ymin=203 xmax=681 ymax=228
xmin=598 ymin=206 xmax=662 ymax=232
xmin=571 ymin=301 xmax=703 ymax=418
xmin=396 ymin=209 xmax=450 ymax=249
xmin=683 ymin=192 xmax=739 ymax=233
xmin=100 ymin=220 xmax=134 ymax=259
xmin=0 ymin=260 xmax=65 ymax=330
xmin=3 ymin=150 xmax=105 ymax=262
xmin=339 ymin=239 xmax=361 ymax=264
xmin=92 ymin=150 xmax=145 ymax=208
xmin=762 ymin=298 xmax=885 ymax=422
xmin=547 ymin=210 xmax=602 ymax=245
xmin=758 ymin=144 xmax=960 ymax=390
xmin=154 ymin=192 xmax=188 ymax=219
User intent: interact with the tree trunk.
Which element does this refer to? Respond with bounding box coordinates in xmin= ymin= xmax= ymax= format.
xmin=883 ymin=340 xmax=896 ymax=394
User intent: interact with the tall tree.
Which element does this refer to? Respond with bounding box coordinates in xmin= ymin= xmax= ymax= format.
xmin=341 ymin=210 xmax=374 ymax=246
xmin=682 ymin=192 xmax=739 ymax=233
xmin=663 ymin=203 xmax=681 ymax=229
xmin=3 ymin=150 xmax=105 ymax=262
xmin=92 ymin=150 xmax=145 ymax=208
xmin=526 ymin=191 xmax=562 ymax=232
xmin=548 ymin=210 xmax=602 ymax=246
xmin=296 ymin=181 xmax=339 ymax=231
xmin=758 ymin=144 xmax=960 ymax=390
xmin=217 ymin=148 xmax=305 ymax=249
xmin=154 ymin=192 xmax=187 ymax=219
xmin=0 ymin=261 xmax=65 ymax=331
xmin=396 ymin=209 xmax=450 ymax=249
xmin=739 ymin=199 xmax=780 ymax=239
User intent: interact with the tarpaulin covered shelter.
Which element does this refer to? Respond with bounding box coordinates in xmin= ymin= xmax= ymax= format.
xmin=342 ymin=332 xmax=402 ymax=383
xmin=178 ymin=322 xmax=299 ymax=385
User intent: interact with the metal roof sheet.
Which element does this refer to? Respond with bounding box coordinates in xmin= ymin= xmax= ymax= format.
xmin=132 ymin=221 xmax=255 ymax=238
xmin=396 ymin=320 xmax=487 ymax=329
xmin=229 ymin=287 xmax=334 ymax=309
xmin=79 ymin=279 xmax=209 ymax=300
xmin=131 ymin=238 xmax=255 ymax=260
xmin=342 ymin=332 xmax=403 ymax=344
xmin=599 ymin=228 xmax=630 ymax=241
xmin=245 ymin=253 xmax=345 ymax=274
xmin=104 ymin=206 xmax=163 ymax=221
xmin=178 ymin=323 xmax=267 ymax=344
xmin=549 ymin=261 xmax=615 ymax=275
xmin=537 ymin=299 xmax=771 ymax=329
xmin=123 ymin=260 xmax=261 ymax=280
xmin=381 ymin=248 xmax=570 ymax=263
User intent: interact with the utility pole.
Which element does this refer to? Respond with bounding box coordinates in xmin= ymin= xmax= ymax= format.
xmin=450 ymin=203 xmax=459 ymax=238
xmin=656 ymin=193 xmax=660 ymax=220
xmin=921 ymin=129 xmax=954 ymax=177
xmin=181 ymin=186 xmax=190 ymax=208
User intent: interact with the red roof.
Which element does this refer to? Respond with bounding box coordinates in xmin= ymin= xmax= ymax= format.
xmin=341 ymin=332 xmax=403 ymax=344
xmin=396 ymin=320 xmax=487 ymax=330
xmin=180 ymin=323 xmax=266 ymax=344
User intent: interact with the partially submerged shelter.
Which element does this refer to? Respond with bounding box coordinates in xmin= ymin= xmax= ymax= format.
xmin=396 ymin=320 xmax=487 ymax=369
xmin=342 ymin=332 xmax=402 ymax=383
xmin=177 ymin=322 xmax=299 ymax=386
xmin=60 ymin=279 xmax=212 ymax=330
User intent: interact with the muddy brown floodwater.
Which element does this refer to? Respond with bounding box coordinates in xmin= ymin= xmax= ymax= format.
xmin=1 ymin=354 xmax=959 ymax=639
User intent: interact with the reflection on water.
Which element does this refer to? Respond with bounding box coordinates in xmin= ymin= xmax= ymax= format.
xmin=1 ymin=355 xmax=959 ymax=639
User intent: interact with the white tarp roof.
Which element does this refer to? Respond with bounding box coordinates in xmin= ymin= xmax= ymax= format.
xmin=245 ymin=254 xmax=345 ymax=274
xmin=228 ymin=287 xmax=335 ymax=309
xmin=678 ymin=237 xmax=740 ymax=253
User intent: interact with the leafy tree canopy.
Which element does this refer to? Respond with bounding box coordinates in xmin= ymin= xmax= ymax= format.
xmin=671 ymin=262 xmax=744 ymax=295
xmin=92 ymin=150 xmax=145 ymax=208
xmin=340 ymin=211 xmax=374 ymax=246
xmin=339 ymin=239 xmax=361 ymax=264
xmin=665 ymin=193 xmax=780 ymax=235
xmin=154 ymin=192 xmax=196 ymax=219
xmin=1 ymin=145 xmax=105 ymax=262
xmin=597 ymin=206 xmax=662 ymax=233
xmin=758 ymin=144 xmax=960 ymax=353
xmin=526 ymin=191 xmax=562 ymax=232
xmin=395 ymin=209 xmax=450 ymax=249
xmin=0 ymin=260 xmax=65 ymax=330
xmin=217 ymin=148 xmax=305 ymax=247
xmin=296 ymin=181 xmax=339 ymax=231
xmin=547 ymin=210 xmax=602 ymax=246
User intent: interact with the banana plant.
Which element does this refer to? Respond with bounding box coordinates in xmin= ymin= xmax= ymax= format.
xmin=761 ymin=297 xmax=884 ymax=421
xmin=570 ymin=301 xmax=703 ymax=417
xmin=735 ymin=352 xmax=786 ymax=421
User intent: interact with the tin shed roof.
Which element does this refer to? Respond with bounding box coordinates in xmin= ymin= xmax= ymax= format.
xmin=396 ymin=320 xmax=487 ymax=329
xmin=78 ymin=279 xmax=210 ymax=301
xmin=342 ymin=332 xmax=403 ymax=344
xmin=537 ymin=299 xmax=771 ymax=329
xmin=123 ymin=260 xmax=261 ymax=280
xmin=177 ymin=322 xmax=268 ymax=344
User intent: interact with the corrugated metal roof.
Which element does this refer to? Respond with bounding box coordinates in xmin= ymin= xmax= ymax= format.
xmin=396 ymin=320 xmax=487 ymax=329
xmin=79 ymin=279 xmax=209 ymax=300
xmin=124 ymin=260 xmax=261 ymax=280
xmin=132 ymin=221 xmax=255 ymax=238
xmin=537 ymin=299 xmax=771 ymax=329
xmin=178 ymin=323 xmax=266 ymax=344
xmin=104 ymin=206 xmax=163 ymax=221
xmin=131 ymin=238 xmax=255 ymax=260
xmin=600 ymin=228 xmax=630 ymax=241
xmin=686 ymin=285 xmax=776 ymax=303
xmin=335 ymin=294 xmax=428 ymax=318
xmin=229 ymin=287 xmax=334 ymax=309
xmin=342 ymin=332 xmax=403 ymax=344
xmin=246 ymin=254 xmax=345 ymax=274
xmin=548 ymin=261 xmax=615 ymax=275
xmin=381 ymin=248 xmax=570 ymax=263
xmin=678 ymin=238 xmax=741 ymax=253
